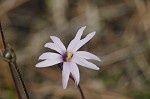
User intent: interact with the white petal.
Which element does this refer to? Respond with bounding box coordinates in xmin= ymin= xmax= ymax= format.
xmin=75 ymin=26 xmax=87 ymax=40
xmin=35 ymin=59 xmax=63 ymax=67
xmin=39 ymin=52 xmax=62 ymax=60
xmin=74 ymin=51 xmax=101 ymax=61
xmin=71 ymin=56 xmax=99 ymax=70
xmin=44 ymin=42 xmax=64 ymax=54
xmin=67 ymin=26 xmax=87 ymax=52
xmin=62 ymin=62 xmax=71 ymax=89
xmin=50 ymin=36 xmax=66 ymax=52
xmin=70 ymin=62 xmax=80 ymax=86
xmin=72 ymin=32 xmax=96 ymax=53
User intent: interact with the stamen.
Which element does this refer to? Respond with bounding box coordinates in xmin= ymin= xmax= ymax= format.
xmin=65 ymin=52 xmax=73 ymax=62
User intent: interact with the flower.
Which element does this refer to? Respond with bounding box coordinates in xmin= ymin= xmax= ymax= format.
xmin=35 ymin=26 xmax=101 ymax=89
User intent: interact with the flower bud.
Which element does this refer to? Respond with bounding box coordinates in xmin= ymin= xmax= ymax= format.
xmin=0 ymin=45 xmax=16 ymax=62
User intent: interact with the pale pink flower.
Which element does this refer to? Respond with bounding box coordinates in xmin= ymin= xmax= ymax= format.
xmin=36 ymin=26 xmax=101 ymax=89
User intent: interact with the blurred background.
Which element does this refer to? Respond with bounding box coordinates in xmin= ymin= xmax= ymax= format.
xmin=0 ymin=0 xmax=150 ymax=99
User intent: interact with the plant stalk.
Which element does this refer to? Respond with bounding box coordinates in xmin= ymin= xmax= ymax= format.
xmin=0 ymin=22 xmax=22 ymax=99
xmin=58 ymin=64 xmax=85 ymax=99
xmin=12 ymin=62 xmax=30 ymax=99
xmin=0 ymin=22 xmax=30 ymax=99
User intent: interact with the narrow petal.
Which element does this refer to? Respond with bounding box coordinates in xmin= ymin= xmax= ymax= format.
xmin=67 ymin=26 xmax=87 ymax=52
xmin=44 ymin=42 xmax=64 ymax=54
xmin=39 ymin=52 xmax=62 ymax=60
xmin=50 ymin=36 xmax=66 ymax=52
xmin=74 ymin=51 xmax=101 ymax=61
xmin=70 ymin=62 xmax=80 ymax=86
xmin=62 ymin=62 xmax=71 ymax=89
xmin=71 ymin=56 xmax=99 ymax=70
xmin=75 ymin=26 xmax=87 ymax=40
xmin=35 ymin=59 xmax=63 ymax=67
xmin=72 ymin=32 xmax=96 ymax=53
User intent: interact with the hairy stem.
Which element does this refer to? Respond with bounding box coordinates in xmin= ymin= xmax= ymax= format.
xmin=12 ymin=62 xmax=30 ymax=99
xmin=0 ymin=22 xmax=22 ymax=99
xmin=9 ymin=63 xmax=22 ymax=99
xmin=58 ymin=64 xmax=85 ymax=99
xmin=0 ymin=22 xmax=30 ymax=99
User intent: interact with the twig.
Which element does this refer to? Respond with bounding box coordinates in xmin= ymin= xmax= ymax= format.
xmin=0 ymin=22 xmax=22 ymax=99
xmin=58 ymin=64 xmax=85 ymax=99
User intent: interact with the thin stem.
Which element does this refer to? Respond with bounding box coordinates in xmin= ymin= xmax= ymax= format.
xmin=58 ymin=64 xmax=85 ymax=99
xmin=69 ymin=75 xmax=85 ymax=99
xmin=77 ymin=84 xmax=85 ymax=99
xmin=0 ymin=22 xmax=6 ymax=49
xmin=9 ymin=63 xmax=22 ymax=99
xmin=0 ymin=21 xmax=22 ymax=99
xmin=12 ymin=62 xmax=30 ymax=99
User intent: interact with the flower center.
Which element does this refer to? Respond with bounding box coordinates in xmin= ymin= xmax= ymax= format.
xmin=65 ymin=52 xmax=73 ymax=62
